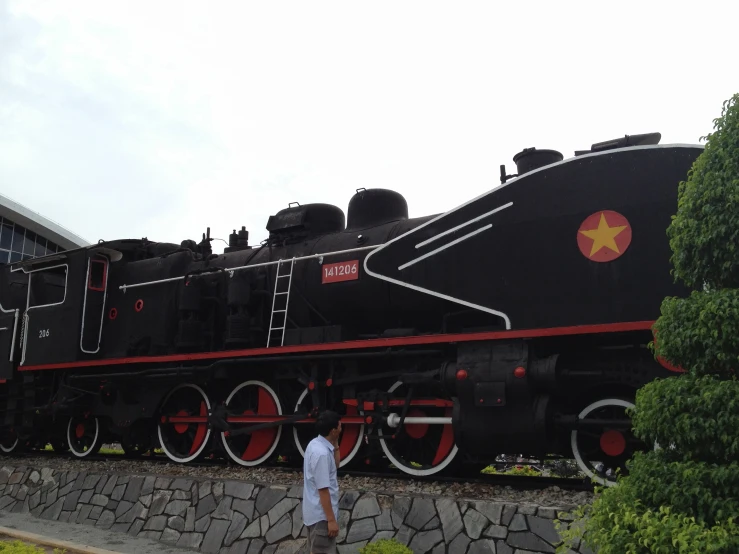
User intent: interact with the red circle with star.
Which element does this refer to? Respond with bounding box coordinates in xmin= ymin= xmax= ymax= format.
xmin=577 ymin=210 xmax=632 ymax=262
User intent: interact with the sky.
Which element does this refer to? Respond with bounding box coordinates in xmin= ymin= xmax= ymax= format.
xmin=1 ymin=0 xmax=738 ymax=251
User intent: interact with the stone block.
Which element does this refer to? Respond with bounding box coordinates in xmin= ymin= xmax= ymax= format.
xmin=241 ymin=519 xmax=261 ymax=539
xmin=265 ymin=514 xmax=292 ymax=544
xmin=169 ymin=515 xmax=185 ymax=532
xmin=474 ymin=501 xmax=504 ymax=525
xmin=268 ymin=498 xmax=299 ymax=527
xmin=165 ymin=499 xmax=190 ymax=517
xmin=449 ymin=533 xmax=471 ymax=554
xmin=409 ymin=529 xmax=443 ymax=553
xmin=185 ymin=507 xmax=196 ymax=532
xmin=225 ymin=481 xmax=254 ymax=500
xmin=506 ymin=531 xmax=556 ymax=553
xmin=346 ymin=518 xmax=376 ymax=543
xmin=144 ymin=515 xmax=167 ymax=531
xmin=161 ymin=528 xmax=181 ymax=545
xmin=96 ymin=510 xmax=116 ymax=529
xmin=82 ymin=475 xmax=99 ymax=490
xmin=436 ymin=498 xmax=463 ymax=544
xmin=391 ymin=496 xmax=411 ymax=529
xmin=351 ymin=493 xmax=381 ymax=520
xmin=483 ymin=524 xmax=507 ymax=539
xmin=150 ymin=490 xmax=173 ymax=516
xmin=195 ymin=515 xmax=211 ymax=533
xmin=123 ymin=477 xmax=144 ymax=502
xmin=154 ymin=477 xmax=172 ymax=489
xmin=256 ymin=487 xmax=287 ymax=516
xmin=101 ymin=476 xmax=118 ymax=496
xmin=202 ymin=518 xmax=231 ymax=554
xmin=212 ymin=496 xmax=234 ymax=520
xmin=196 ymin=494 xmax=218 ymax=520
xmin=141 ymin=476 xmax=156 ymax=496
xmin=177 ymin=532 xmax=204 ymax=549
xmin=91 ymin=494 xmax=108 ymax=507
xmin=171 ymin=478 xmax=194 ymax=491
xmin=224 ymin=513 xmax=248 ymax=547
xmin=405 ymin=498 xmax=436 ymax=530
xmin=527 ymin=515 xmax=561 ymax=546
xmin=338 ymin=490 xmax=359 ymax=511
xmin=233 ymin=499 xmax=255 ymax=521
xmin=467 ymin=539 xmax=496 ymax=554
xmin=213 ymin=482 xmax=225 ymax=502
xmin=463 ymin=509 xmax=488 ymax=540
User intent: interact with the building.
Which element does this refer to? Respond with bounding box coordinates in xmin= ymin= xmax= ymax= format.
xmin=0 ymin=192 xmax=89 ymax=264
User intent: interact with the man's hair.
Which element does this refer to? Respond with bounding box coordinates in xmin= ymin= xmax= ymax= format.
xmin=315 ymin=410 xmax=341 ymax=437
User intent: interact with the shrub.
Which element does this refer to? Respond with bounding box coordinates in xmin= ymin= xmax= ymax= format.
xmin=0 ymin=540 xmax=66 ymax=553
xmin=359 ymin=538 xmax=413 ymax=554
xmin=481 ymin=464 xmax=542 ymax=477
xmin=557 ymin=93 xmax=739 ymax=553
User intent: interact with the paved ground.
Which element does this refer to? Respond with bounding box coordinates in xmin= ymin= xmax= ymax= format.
xmin=0 ymin=511 xmax=197 ymax=554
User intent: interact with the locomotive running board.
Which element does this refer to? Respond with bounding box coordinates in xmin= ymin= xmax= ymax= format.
xmin=17 ymin=320 xmax=659 ymax=372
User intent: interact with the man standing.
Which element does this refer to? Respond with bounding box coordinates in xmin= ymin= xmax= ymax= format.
xmin=303 ymin=410 xmax=342 ymax=554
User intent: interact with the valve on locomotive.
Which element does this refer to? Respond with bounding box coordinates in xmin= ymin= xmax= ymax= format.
xmin=500 ymin=147 xmax=563 ymax=184
xmin=198 ymin=227 xmax=214 ymax=258
xmin=225 ymin=226 xmax=251 ymax=253
xmin=346 ymin=188 xmax=409 ymax=229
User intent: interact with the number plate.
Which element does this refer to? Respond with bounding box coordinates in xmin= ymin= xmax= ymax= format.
xmin=322 ymin=260 xmax=360 ymax=284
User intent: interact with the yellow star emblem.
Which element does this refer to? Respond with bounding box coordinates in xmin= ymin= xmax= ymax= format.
xmin=579 ymin=212 xmax=627 ymax=257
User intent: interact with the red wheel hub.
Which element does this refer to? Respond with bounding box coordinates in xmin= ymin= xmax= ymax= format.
xmin=600 ymin=429 xmax=626 ymax=456
xmin=239 ymin=387 xmax=278 ymax=462
xmin=404 ymin=409 xmax=428 ymax=439
xmin=75 ymin=423 xmax=85 ymax=439
xmin=174 ymin=410 xmax=189 ymax=434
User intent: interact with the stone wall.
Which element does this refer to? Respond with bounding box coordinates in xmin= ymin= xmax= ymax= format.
xmin=0 ymin=465 xmax=593 ymax=554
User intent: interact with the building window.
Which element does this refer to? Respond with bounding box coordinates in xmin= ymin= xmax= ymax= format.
xmin=0 ymin=217 xmax=63 ymax=264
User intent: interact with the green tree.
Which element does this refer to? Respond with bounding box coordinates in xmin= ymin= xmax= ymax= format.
xmin=557 ymin=94 xmax=739 ymax=553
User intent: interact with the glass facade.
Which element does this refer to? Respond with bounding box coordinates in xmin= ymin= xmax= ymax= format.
xmin=0 ymin=216 xmax=63 ymax=265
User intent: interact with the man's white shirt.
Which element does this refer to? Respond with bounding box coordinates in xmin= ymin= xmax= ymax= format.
xmin=302 ymin=434 xmax=339 ymax=527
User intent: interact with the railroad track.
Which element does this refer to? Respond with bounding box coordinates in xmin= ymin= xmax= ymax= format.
xmin=2 ymin=448 xmax=595 ymax=492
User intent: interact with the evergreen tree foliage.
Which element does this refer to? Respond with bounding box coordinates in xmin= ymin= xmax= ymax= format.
xmin=557 ymin=93 xmax=739 ymax=553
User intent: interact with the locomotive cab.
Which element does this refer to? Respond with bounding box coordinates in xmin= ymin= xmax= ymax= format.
xmin=11 ymin=244 xmax=122 ymax=367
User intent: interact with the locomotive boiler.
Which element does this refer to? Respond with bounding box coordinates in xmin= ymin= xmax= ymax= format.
xmin=0 ymin=133 xmax=700 ymax=485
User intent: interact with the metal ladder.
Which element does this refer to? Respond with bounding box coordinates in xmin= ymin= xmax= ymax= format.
xmin=267 ymin=257 xmax=295 ymax=348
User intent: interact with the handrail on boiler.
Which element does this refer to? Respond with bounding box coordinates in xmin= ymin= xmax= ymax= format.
xmin=117 ymin=244 xmax=380 ymax=292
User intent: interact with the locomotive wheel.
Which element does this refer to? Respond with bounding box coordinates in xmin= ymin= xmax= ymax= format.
xmin=51 ymin=438 xmax=69 ymax=453
xmin=378 ymin=380 xmax=458 ymax=477
xmin=120 ymin=420 xmax=155 ymax=458
xmin=157 ymin=383 xmax=212 ymax=463
xmin=120 ymin=436 xmax=151 ymax=458
xmin=0 ymin=429 xmax=19 ymax=454
xmin=67 ymin=415 xmax=103 ymax=458
xmin=570 ymin=397 xmax=642 ymax=486
xmin=292 ymin=387 xmax=365 ymax=468
xmin=220 ymin=380 xmax=283 ymax=467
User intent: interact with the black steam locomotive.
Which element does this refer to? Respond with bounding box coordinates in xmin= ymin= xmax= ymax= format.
xmin=0 ymin=133 xmax=699 ymax=485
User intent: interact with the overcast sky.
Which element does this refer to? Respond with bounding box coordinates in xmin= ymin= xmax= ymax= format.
xmin=1 ymin=0 xmax=737 ymax=251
